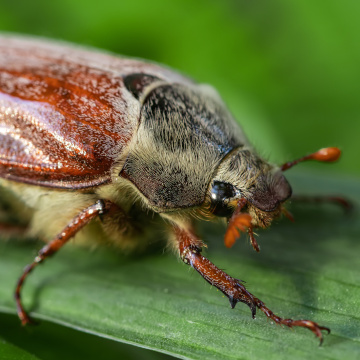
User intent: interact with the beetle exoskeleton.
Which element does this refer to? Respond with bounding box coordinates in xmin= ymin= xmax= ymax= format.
xmin=0 ymin=35 xmax=345 ymax=343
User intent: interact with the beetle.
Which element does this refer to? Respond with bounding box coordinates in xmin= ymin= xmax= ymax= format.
xmin=0 ymin=34 xmax=348 ymax=344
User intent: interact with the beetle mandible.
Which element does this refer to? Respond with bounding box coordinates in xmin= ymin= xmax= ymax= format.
xmin=0 ymin=35 xmax=348 ymax=343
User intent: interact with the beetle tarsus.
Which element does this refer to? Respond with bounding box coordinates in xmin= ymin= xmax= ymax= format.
xmin=15 ymin=262 xmax=38 ymax=326
xmin=176 ymin=225 xmax=330 ymax=343
xmin=18 ymin=311 xmax=38 ymax=326
xmin=253 ymin=298 xmax=330 ymax=345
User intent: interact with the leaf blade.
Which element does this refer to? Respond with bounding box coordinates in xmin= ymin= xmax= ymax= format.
xmin=0 ymin=172 xmax=359 ymax=360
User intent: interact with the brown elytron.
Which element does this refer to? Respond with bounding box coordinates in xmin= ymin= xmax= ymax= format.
xmin=0 ymin=36 xmax=191 ymax=188
xmin=0 ymin=35 xmax=348 ymax=344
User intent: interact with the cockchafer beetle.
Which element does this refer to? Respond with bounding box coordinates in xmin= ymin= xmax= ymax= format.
xmin=0 ymin=34 xmax=350 ymax=344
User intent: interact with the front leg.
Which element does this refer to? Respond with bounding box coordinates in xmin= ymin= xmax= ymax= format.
xmin=174 ymin=226 xmax=330 ymax=344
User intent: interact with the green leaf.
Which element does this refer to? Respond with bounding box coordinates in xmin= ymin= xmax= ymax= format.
xmin=0 ymin=171 xmax=359 ymax=360
xmin=0 ymin=335 xmax=40 ymax=360
xmin=0 ymin=312 xmax=171 ymax=360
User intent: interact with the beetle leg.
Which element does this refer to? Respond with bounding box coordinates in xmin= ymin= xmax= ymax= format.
xmin=175 ymin=226 xmax=330 ymax=344
xmin=248 ymin=227 xmax=260 ymax=252
xmin=291 ymin=195 xmax=353 ymax=213
xmin=281 ymin=207 xmax=295 ymax=222
xmin=0 ymin=223 xmax=27 ymax=238
xmin=15 ymin=199 xmax=112 ymax=326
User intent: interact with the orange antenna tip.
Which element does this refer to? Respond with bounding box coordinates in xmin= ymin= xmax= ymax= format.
xmin=281 ymin=147 xmax=341 ymax=171
xmin=310 ymin=147 xmax=341 ymax=162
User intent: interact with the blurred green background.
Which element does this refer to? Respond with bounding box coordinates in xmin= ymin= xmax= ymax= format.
xmin=0 ymin=0 xmax=359 ymax=359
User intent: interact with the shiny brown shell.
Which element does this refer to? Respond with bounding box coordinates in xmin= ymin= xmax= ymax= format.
xmin=0 ymin=35 xmax=192 ymax=189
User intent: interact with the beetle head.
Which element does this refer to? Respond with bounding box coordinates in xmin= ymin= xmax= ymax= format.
xmin=208 ymin=148 xmax=292 ymax=226
xmin=207 ymin=146 xmax=341 ymax=249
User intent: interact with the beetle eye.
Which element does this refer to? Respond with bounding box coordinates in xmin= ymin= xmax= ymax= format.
xmin=210 ymin=181 xmax=236 ymax=217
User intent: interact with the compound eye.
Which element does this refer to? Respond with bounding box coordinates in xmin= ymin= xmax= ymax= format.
xmin=210 ymin=181 xmax=236 ymax=217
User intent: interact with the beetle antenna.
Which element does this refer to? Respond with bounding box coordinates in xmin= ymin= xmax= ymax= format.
xmin=281 ymin=147 xmax=341 ymax=171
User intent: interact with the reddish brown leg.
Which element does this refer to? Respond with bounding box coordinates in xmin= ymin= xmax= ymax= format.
xmin=0 ymin=206 xmax=28 ymax=237
xmin=291 ymin=195 xmax=353 ymax=212
xmin=175 ymin=226 xmax=330 ymax=344
xmin=0 ymin=223 xmax=27 ymax=237
xmin=15 ymin=199 xmax=112 ymax=326
xmin=248 ymin=227 xmax=260 ymax=252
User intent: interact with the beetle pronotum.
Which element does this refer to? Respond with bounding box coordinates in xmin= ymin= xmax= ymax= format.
xmin=0 ymin=35 xmax=349 ymax=344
